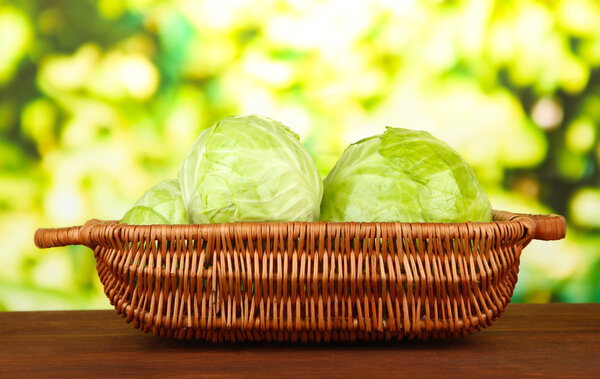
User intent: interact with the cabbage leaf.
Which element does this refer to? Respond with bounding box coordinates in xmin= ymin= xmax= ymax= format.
xmin=120 ymin=179 xmax=187 ymax=225
xmin=320 ymin=127 xmax=493 ymax=223
xmin=178 ymin=114 xmax=322 ymax=223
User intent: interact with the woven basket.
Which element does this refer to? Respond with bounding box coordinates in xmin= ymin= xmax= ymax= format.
xmin=35 ymin=210 xmax=565 ymax=342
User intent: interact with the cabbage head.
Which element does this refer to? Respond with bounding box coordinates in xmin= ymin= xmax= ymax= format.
xmin=121 ymin=179 xmax=187 ymax=225
xmin=320 ymin=127 xmax=493 ymax=223
xmin=178 ymin=114 xmax=322 ymax=223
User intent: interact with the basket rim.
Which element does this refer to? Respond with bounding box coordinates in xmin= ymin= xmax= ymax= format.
xmin=98 ymin=217 xmax=532 ymax=242
xmin=34 ymin=210 xmax=566 ymax=249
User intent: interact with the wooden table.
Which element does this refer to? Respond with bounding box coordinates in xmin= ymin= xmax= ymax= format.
xmin=1 ymin=304 xmax=598 ymax=378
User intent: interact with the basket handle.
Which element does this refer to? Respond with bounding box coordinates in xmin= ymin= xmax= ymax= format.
xmin=34 ymin=219 xmax=105 ymax=249
xmin=493 ymin=210 xmax=566 ymax=241
xmin=525 ymin=213 xmax=567 ymax=240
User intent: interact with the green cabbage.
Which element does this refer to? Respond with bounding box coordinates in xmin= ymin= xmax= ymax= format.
xmin=320 ymin=127 xmax=493 ymax=223
xmin=120 ymin=179 xmax=187 ymax=225
xmin=178 ymin=114 xmax=322 ymax=223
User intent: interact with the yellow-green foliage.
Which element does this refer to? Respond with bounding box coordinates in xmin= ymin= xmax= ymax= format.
xmin=1 ymin=0 xmax=599 ymax=309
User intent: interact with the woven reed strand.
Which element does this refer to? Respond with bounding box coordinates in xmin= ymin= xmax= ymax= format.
xmin=78 ymin=217 xmax=531 ymax=342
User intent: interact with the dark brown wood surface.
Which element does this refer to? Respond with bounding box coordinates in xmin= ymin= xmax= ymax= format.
xmin=1 ymin=303 xmax=598 ymax=378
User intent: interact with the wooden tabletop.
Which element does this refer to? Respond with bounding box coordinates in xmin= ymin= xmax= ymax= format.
xmin=1 ymin=303 xmax=598 ymax=378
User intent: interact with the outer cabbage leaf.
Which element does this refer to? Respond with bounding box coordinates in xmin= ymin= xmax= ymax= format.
xmin=120 ymin=179 xmax=188 ymax=225
xmin=320 ymin=127 xmax=493 ymax=223
xmin=178 ymin=114 xmax=322 ymax=223
xmin=121 ymin=206 xmax=170 ymax=225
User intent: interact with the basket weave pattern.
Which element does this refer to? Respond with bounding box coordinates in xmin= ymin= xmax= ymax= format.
xmin=35 ymin=210 xmax=565 ymax=342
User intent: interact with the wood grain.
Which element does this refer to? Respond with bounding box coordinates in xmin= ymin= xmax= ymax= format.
xmin=1 ymin=304 xmax=598 ymax=378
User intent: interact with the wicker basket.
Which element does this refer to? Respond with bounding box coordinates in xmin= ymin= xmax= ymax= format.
xmin=35 ymin=210 xmax=565 ymax=342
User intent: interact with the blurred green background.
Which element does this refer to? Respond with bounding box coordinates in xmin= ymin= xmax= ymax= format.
xmin=1 ymin=0 xmax=599 ymax=310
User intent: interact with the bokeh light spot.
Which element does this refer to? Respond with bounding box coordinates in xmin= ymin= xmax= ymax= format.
xmin=117 ymin=54 xmax=159 ymax=99
xmin=532 ymin=97 xmax=563 ymax=130
xmin=41 ymin=44 xmax=100 ymax=91
xmin=46 ymin=184 xmax=84 ymax=224
xmin=0 ymin=6 xmax=32 ymax=83
xmin=21 ymin=99 xmax=57 ymax=154
xmin=570 ymin=188 xmax=600 ymax=228
xmin=566 ymin=118 xmax=596 ymax=153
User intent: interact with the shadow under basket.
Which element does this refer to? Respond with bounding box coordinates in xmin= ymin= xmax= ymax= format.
xmin=34 ymin=210 xmax=566 ymax=342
